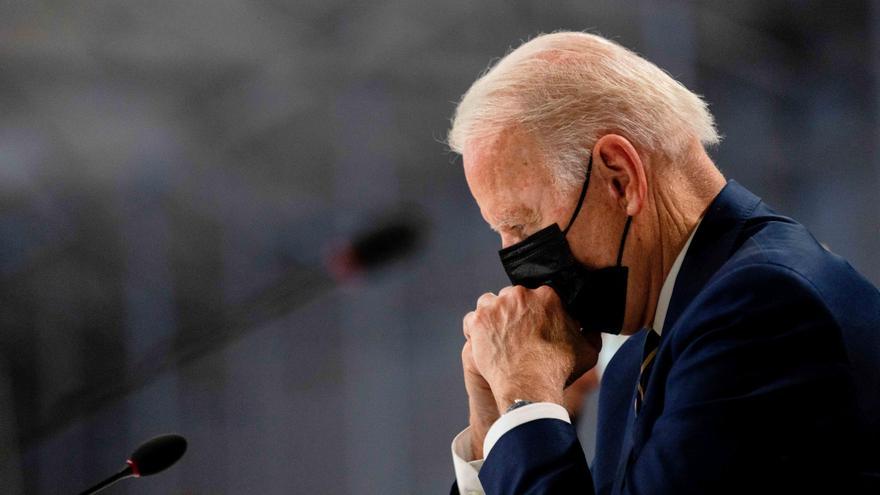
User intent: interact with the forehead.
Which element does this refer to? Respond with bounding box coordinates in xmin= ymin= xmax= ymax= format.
xmin=462 ymin=130 xmax=558 ymax=225
xmin=462 ymin=129 xmax=551 ymax=182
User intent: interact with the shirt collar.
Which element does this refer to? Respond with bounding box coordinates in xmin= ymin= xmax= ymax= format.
xmin=651 ymin=219 xmax=702 ymax=336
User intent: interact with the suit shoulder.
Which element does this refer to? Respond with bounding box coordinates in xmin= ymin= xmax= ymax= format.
xmin=739 ymin=215 xmax=869 ymax=281
xmin=666 ymin=260 xmax=840 ymax=359
xmin=705 ymin=260 xmax=828 ymax=309
xmin=723 ymin=218 xmax=879 ymax=325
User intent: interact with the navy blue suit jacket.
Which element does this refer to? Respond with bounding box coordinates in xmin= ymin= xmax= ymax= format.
xmin=459 ymin=181 xmax=880 ymax=494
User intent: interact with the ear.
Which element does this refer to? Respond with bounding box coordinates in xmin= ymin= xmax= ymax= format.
xmin=592 ymin=135 xmax=648 ymax=216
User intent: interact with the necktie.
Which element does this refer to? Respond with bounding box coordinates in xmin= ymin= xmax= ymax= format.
xmin=634 ymin=329 xmax=661 ymax=415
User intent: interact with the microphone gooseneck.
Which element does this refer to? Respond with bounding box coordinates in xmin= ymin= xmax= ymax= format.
xmin=76 ymin=466 xmax=133 ymax=495
xmin=77 ymin=434 xmax=188 ymax=495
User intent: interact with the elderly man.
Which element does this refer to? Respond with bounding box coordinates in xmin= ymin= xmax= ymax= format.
xmin=447 ymin=32 xmax=880 ymax=494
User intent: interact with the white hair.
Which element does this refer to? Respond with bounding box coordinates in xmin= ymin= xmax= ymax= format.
xmin=447 ymin=31 xmax=721 ymax=191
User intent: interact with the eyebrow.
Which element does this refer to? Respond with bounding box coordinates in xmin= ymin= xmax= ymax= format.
xmin=489 ymin=207 xmax=541 ymax=233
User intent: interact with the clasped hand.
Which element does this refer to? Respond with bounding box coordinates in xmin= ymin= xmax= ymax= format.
xmin=461 ymin=285 xmax=601 ymax=458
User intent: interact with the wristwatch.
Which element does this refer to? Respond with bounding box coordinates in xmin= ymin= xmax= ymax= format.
xmin=505 ymin=399 xmax=534 ymax=414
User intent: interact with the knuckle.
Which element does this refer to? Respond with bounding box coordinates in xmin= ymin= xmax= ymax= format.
xmin=464 ymin=309 xmax=487 ymax=336
xmin=477 ymin=291 xmax=496 ymax=305
xmin=463 ymin=311 xmax=474 ymax=335
xmin=536 ymin=285 xmax=557 ymax=300
xmin=505 ymin=284 xmax=526 ymax=302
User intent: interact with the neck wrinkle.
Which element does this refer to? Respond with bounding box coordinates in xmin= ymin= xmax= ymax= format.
xmin=641 ymin=144 xmax=725 ymax=329
xmin=644 ymin=178 xmax=703 ymax=330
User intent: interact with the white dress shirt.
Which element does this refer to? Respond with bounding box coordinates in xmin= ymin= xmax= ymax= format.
xmin=451 ymin=222 xmax=701 ymax=493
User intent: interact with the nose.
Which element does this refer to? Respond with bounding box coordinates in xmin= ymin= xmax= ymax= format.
xmin=500 ymin=232 xmax=523 ymax=249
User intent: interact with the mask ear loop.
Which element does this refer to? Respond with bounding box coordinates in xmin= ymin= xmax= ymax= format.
xmin=562 ymin=154 xmax=593 ymax=236
xmin=616 ymin=216 xmax=633 ymax=266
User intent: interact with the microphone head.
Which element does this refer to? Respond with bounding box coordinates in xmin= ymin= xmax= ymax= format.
xmin=127 ymin=434 xmax=187 ymax=477
xmin=326 ymin=209 xmax=427 ymax=281
xmin=350 ymin=219 xmax=422 ymax=269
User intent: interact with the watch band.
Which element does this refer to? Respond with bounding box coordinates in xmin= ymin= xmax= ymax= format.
xmin=505 ymin=399 xmax=534 ymax=414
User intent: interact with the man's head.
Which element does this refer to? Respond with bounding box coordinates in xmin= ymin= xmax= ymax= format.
xmin=450 ymin=32 xmax=726 ymax=334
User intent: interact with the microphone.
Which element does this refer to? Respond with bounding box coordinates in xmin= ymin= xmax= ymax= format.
xmin=78 ymin=434 xmax=187 ymax=495
xmin=326 ymin=211 xmax=426 ymax=281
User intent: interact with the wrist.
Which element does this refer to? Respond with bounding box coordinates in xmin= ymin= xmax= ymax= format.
xmin=495 ymin=386 xmax=563 ymax=415
xmin=468 ymin=414 xmax=492 ymax=459
xmin=467 ymin=396 xmax=499 ymax=460
xmin=505 ymin=399 xmax=534 ymax=414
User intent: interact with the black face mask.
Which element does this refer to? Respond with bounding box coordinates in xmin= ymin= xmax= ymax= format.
xmin=498 ymin=155 xmax=632 ymax=334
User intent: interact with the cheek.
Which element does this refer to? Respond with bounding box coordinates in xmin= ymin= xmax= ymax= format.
xmin=568 ymin=225 xmax=618 ymax=269
xmin=567 ymin=237 xmax=599 ymax=268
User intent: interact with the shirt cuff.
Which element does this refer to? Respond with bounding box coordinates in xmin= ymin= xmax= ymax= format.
xmin=483 ymin=402 xmax=570 ymax=458
xmin=451 ymin=427 xmax=485 ymax=494
xmin=450 ymin=403 xmax=570 ymax=494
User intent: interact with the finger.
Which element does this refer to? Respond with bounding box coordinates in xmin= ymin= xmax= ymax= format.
xmin=461 ymin=341 xmax=478 ymax=374
xmin=463 ymin=311 xmax=475 ymax=339
xmin=534 ymin=284 xmax=560 ymax=304
xmin=498 ymin=285 xmax=516 ymax=296
xmin=534 ymin=284 xmax=555 ymax=297
xmin=499 ymin=284 xmax=526 ymax=300
xmin=476 ymin=291 xmax=496 ymax=309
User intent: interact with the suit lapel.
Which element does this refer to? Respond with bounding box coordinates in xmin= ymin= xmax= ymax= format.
xmin=661 ymin=181 xmax=762 ymax=333
xmin=609 ymin=181 xmax=763 ymax=494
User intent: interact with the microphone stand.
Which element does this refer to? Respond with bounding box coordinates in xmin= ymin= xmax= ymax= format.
xmin=29 ymin=215 xmax=423 ymax=446
xmin=77 ymin=465 xmax=134 ymax=495
xmin=32 ymin=265 xmax=333 ymax=446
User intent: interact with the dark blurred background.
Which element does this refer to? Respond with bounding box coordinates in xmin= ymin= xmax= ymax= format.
xmin=1 ymin=0 xmax=878 ymax=493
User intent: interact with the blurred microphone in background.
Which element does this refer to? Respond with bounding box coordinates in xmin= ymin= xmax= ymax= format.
xmin=326 ymin=209 xmax=426 ymax=282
